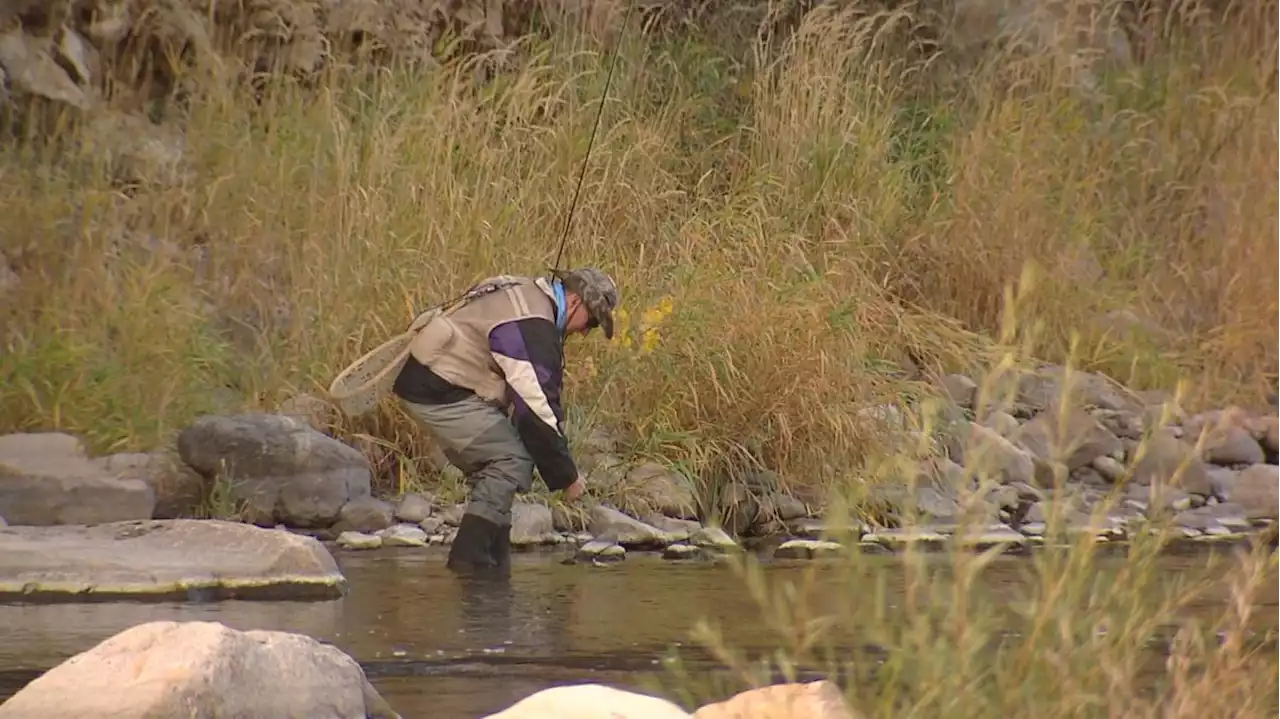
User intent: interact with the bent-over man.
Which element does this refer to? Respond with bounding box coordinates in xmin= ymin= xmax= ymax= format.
xmin=392 ymin=267 xmax=619 ymax=573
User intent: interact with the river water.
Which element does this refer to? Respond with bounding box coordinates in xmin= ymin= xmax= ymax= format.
xmin=1 ymin=545 xmax=1276 ymax=717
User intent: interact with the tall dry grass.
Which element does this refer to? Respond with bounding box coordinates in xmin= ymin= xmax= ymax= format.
xmin=0 ymin=0 xmax=1275 ymax=495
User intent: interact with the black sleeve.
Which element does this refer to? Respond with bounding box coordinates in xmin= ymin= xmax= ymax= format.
xmin=488 ymin=317 xmax=579 ymax=491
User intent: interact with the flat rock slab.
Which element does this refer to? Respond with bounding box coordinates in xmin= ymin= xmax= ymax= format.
xmin=0 ymin=519 xmax=347 ymax=603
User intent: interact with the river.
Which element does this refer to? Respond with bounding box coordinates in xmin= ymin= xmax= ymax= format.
xmin=1 ymin=545 xmax=1276 ymax=717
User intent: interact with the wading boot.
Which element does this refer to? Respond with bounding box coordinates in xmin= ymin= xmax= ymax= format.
xmin=490 ymin=523 xmax=512 ymax=571
xmin=447 ymin=513 xmax=500 ymax=574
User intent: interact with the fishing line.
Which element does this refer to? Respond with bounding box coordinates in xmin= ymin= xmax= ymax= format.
xmin=550 ymin=0 xmax=637 ymax=273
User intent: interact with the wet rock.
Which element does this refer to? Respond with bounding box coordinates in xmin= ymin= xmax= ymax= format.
xmin=1230 ymin=464 xmax=1279 ymax=520
xmin=1126 ymin=483 xmax=1194 ymax=515
xmin=337 ymin=531 xmax=382 ymax=550
xmin=773 ymin=538 xmax=842 ymax=559
xmin=484 ymin=683 xmax=691 ymax=719
xmin=1012 ymin=408 xmax=1123 ymax=470
xmin=862 ymin=527 xmax=950 ymax=547
xmin=622 ymin=461 xmax=698 ymax=519
xmin=693 ymin=679 xmax=856 ymax=719
xmin=588 ymin=505 xmax=672 ymax=548
xmin=784 ymin=516 xmax=835 ymax=539
xmin=1174 ymin=503 xmax=1252 ymax=532
xmin=177 ymin=413 xmax=373 ymax=528
xmin=394 ymin=492 xmax=434 ymax=523
xmin=378 ymin=524 xmax=428 ymax=547
xmin=1201 ymin=426 xmax=1266 ymax=466
xmin=0 ymin=432 xmax=156 ymax=525
xmin=691 ymin=525 xmax=739 ymax=551
xmin=661 ymin=543 xmax=712 ymax=561
xmin=510 ymin=502 xmax=557 ymax=546
xmin=1127 ymin=434 xmax=1212 ymax=496
xmin=334 ymin=496 xmax=395 ymax=533
xmin=0 ymin=620 xmax=398 ymax=719
xmin=0 ymin=519 xmax=346 ymax=601
xmin=91 ymin=451 xmax=206 ymax=519
xmin=938 ymin=373 xmax=978 ymax=409
xmin=952 ymin=523 xmax=1028 ymax=549
xmin=965 ymin=424 xmax=1036 ymax=485
xmin=1020 ymin=521 xmax=1046 ymax=536
xmin=573 ymin=539 xmax=625 ymax=563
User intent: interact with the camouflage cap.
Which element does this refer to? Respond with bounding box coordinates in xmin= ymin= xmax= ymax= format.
xmin=553 ymin=267 xmax=620 ymax=339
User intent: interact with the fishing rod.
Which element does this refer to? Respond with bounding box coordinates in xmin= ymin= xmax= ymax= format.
xmin=550 ymin=0 xmax=637 ymax=273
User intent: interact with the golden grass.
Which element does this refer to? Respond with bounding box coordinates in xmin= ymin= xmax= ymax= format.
xmin=0 ymin=0 xmax=1275 ymax=497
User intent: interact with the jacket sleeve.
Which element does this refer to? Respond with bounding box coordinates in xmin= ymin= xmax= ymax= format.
xmin=487 ymin=317 xmax=579 ymax=491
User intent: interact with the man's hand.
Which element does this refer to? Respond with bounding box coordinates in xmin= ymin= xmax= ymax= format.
xmin=564 ymin=475 xmax=587 ymax=502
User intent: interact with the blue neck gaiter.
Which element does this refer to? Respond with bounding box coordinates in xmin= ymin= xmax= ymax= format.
xmin=551 ymin=279 xmax=568 ymax=332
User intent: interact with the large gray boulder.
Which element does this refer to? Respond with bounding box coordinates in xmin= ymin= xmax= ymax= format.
xmin=177 ymin=413 xmax=372 ymax=528
xmin=0 ymin=432 xmax=156 ymax=525
xmin=0 ymin=620 xmax=401 ymax=719
xmin=0 ymin=519 xmax=346 ymax=601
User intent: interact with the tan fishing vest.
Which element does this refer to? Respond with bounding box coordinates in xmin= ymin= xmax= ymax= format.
xmin=408 ymin=275 xmax=558 ymax=405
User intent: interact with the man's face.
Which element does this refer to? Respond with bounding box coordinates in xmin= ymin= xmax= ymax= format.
xmin=565 ymin=293 xmax=595 ymax=336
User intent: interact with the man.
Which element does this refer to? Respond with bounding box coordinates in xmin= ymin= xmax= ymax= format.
xmin=392 ymin=267 xmax=620 ymax=573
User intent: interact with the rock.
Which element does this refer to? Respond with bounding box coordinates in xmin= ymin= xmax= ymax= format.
xmin=378 ymin=524 xmax=428 ymax=547
xmin=965 ymin=424 xmax=1036 ymax=485
xmin=622 ymin=461 xmax=699 ymax=519
xmin=662 ymin=543 xmax=712 ymax=560
xmin=1014 ymin=365 xmax=1140 ymax=415
xmin=691 ymin=525 xmax=739 ymax=551
xmin=574 ymin=539 xmax=625 ymax=563
xmin=0 ymin=30 xmax=92 ymax=109
xmin=1201 ymin=426 xmax=1266 ymax=466
xmin=693 ymin=680 xmax=857 ymax=719
xmin=773 ymin=538 xmax=842 ymax=559
xmin=177 ymin=413 xmax=373 ymax=528
xmin=643 ymin=514 xmax=701 ymax=541
xmin=483 ymin=683 xmax=692 ymax=719
xmin=952 ymin=523 xmax=1028 ymax=549
xmin=1012 ymin=408 xmax=1123 ymax=470
xmin=277 ymin=393 xmax=338 ymax=432
xmin=418 ymin=516 xmax=445 ymax=535
xmin=0 ymin=620 xmax=399 ymax=719
xmin=1231 ymin=464 xmax=1279 ymax=520
xmin=334 ymin=496 xmax=395 ymax=533
xmin=337 ymin=531 xmax=382 ymax=550
xmin=1128 ymin=434 xmax=1212 ymax=496
xmin=0 ymin=519 xmax=346 ymax=601
xmin=438 ymin=503 xmax=465 ymax=526
xmin=862 ymin=527 xmax=950 ymax=546
xmin=761 ymin=491 xmax=809 ymax=521
xmin=0 ymin=432 xmax=156 ymax=526
xmin=1207 ymin=466 xmax=1238 ymax=500
xmin=588 ymin=505 xmax=673 ymax=548
xmin=1091 ymin=455 xmax=1125 ymax=483
xmin=1261 ymin=415 xmax=1279 ymax=455
xmin=1174 ymin=503 xmax=1253 ymax=532
xmin=92 ymin=451 xmax=206 ymax=519
xmin=511 ymin=502 xmax=557 ymax=546
xmin=979 ymin=410 xmax=1021 ymax=437
xmin=394 ymin=492 xmax=434 ymax=523
xmin=939 ymin=373 xmax=978 ymax=408
xmin=55 ymin=25 xmax=100 ymax=87
xmin=1127 ymin=483 xmax=1193 ymax=515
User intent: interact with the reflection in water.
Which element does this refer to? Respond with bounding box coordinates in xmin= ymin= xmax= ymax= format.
xmin=0 ymin=547 xmax=1275 ymax=718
